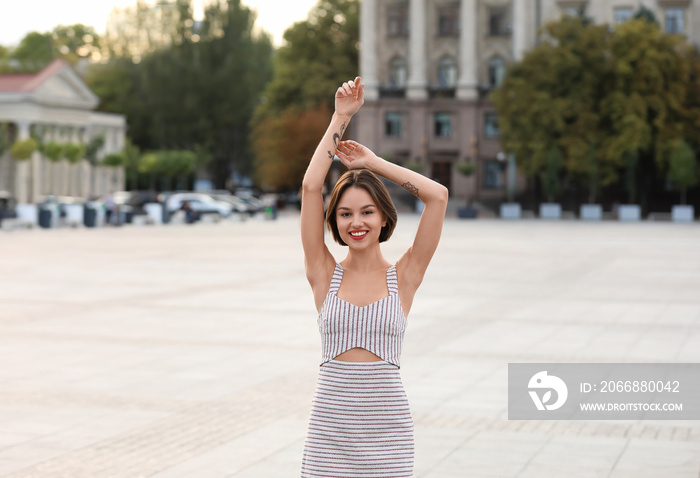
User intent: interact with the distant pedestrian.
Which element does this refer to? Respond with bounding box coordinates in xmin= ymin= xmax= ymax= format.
xmin=104 ymin=190 xmax=116 ymax=226
xmin=299 ymin=77 xmax=448 ymax=477
xmin=181 ymin=200 xmax=196 ymax=224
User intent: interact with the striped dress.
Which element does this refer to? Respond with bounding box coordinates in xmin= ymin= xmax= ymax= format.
xmin=301 ymin=263 xmax=413 ymax=478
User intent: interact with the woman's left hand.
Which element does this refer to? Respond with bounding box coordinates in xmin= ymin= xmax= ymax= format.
xmin=336 ymin=140 xmax=377 ymax=170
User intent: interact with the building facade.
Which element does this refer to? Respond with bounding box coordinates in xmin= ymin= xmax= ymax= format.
xmin=357 ymin=0 xmax=700 ymax=204
xmin=0 ymin=60 xmax=126 ymax=204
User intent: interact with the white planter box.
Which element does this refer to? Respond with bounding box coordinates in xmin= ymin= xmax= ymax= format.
xmin=671 ymin=205 xmax=694 ymax=223
xmin=539 ymin=203 xmax=561 ymax=220
xmin=64 ymin=204 xmax=84 ymax=227
xmin=619 ymin=204 xmax=641 ymax=222
xmin=144 ymin=203 xmax=163 ymax=225
xmin=16 ymin=204 xmax=39 ymax=225
xmin=580 ymin=204 xmax=602 ymax=221
xmin=500 ymin=203 xmax=521 ymax=220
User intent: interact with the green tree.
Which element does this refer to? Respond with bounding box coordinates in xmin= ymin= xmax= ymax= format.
xmin=11 ymin=32 xmax=54 ymax=71
xmin=252 ymin=0 xmax=359 ymax=189
xmin=492 ymin=16 xmax=694 ymax=211
xmin=52 ymin=24 xmax=102 ymax=62
xmin=89 ymin=0 xmax=273 ymax=189
xmin=600 ymin=19 xmax=690 ymax=209
xmin=491 ymin=16 xmax=613 ymax=203
xmin=255 ymin=0 xmax=359 ymax=119
xmin=668 ymin=140 xmax=698 ymax=205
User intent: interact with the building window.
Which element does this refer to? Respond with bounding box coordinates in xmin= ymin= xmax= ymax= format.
xmin=388 ymin=5 xmax=409 ymax=37
xmin=483 ymin=160 xmax=504 ymax=189
xmin=484 ymin=113 xmax=500 ymax=138
xmin=561 ymin=6 xmax=581 ymax=17
xmin=388 ymin=57 xmax=407 ymax=88
xmin=385 ymin=113 xmax=403 ymax=138
xmin=434 ymin=113 xmax=452 ymax=138
xmin=437 ymin=56 xmax=458 ymax=88
xmin=488 ymin=57 xmax=506 ymax=88
xmin=665 ymin=8 xmax=684 ymax=34
xmin=614 ymin=7 xmax=633 ymax=24
xmin=438 ymin=5 xmax=460 ymax=37
xmin=489 ymin=7 xmax=510 ymax=36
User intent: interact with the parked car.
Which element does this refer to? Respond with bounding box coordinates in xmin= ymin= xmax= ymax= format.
xmin=210 ymin=194 xmax=253 ymax=214
xmin=166 ymin=193 xmax=233 ymax=218
xmin=112 ymin=190 xmax=158 ymax=215
xmin=204 ymin=189 xmax=263 ymax=215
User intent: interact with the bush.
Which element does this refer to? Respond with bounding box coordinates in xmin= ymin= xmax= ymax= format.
xmin=10 ymin=138 xmax=38 ymax=161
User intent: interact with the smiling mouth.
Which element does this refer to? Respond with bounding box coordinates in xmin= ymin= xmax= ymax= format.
xmin=349 ymin=231 xmax=368 ymax=237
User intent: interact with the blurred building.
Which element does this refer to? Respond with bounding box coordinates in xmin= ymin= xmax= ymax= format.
xmin=0 ymin=60 xmax=126 ymax=204
xmin=356 ymin=0 xmax=700 ymax=205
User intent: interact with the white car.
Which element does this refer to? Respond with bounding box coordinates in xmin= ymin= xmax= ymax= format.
xmin=166 ymin=193 xmax=233 ymax=218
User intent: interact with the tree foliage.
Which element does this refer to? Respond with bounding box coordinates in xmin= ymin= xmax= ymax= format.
xmin=253 ymin=104 xmax=332 ymax=190
xmin=3 ymin=24 xmax=102 ymax=72
xmin=10 ymin=138 xmax=38 ymax=161
xmin=87 ymin=0 xmax=273 ymax=189
xmin=491 ymin=15 xmax=700 ymax=207
xmin=668 ymin=140 xmax=698 ymax=204
xmin=43 ymin=142 xmax=64 ymax=162
xmin=63 ymin=143 xmax=86 ymax=164
xmin=252 ymin=0 xmax=359 ymax=190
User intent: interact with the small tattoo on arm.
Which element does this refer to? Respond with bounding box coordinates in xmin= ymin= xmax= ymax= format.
xmin=327 ymin=122 xmax=347 ymax=160
xmin=402 ymin=181 xmax=420 ymax=198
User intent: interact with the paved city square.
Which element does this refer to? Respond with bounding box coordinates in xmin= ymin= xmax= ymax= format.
xmin=1 ymin=213 xmax=699 ymax=477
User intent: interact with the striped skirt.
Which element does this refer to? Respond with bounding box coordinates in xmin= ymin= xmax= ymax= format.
xmin=301 ymin=359 xmax=414 ymax=478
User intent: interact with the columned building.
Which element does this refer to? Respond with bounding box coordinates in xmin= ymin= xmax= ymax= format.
xmin=357 ymin=0 xmax=700 ymax=205
xmin=0 ymin=60 xmax=126 ymax=204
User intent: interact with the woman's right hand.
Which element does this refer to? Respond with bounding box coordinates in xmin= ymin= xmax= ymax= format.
xmin=335 ymin=77 xmax=364 ymax=118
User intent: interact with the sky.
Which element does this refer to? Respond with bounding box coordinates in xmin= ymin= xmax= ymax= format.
xmin=0 ymin=0 xmax=318 ymax=48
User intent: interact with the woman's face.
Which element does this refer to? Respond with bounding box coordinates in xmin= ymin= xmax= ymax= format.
xmin=335 ymin=186 xmax=386 ymax=248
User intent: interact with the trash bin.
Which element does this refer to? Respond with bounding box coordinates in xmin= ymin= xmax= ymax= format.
xmin=39 ymin=207 xmax=52 ymax=228
xmin=84 ymin=206 xmax=97 ymax=228
xmin=267 ymin=205 xmax=278 ymax=220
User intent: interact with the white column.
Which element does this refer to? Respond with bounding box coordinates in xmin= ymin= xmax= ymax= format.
xmin=513 ymin=0 xmax=528 ymax=61
xmin=457 ymin=0 xmax=478 ymax=99
xmin=407 ymin=0 xmax=427 ymax=100
xmin=360 ymin=0 xmax=379 ymax=101
xmin=14 ymin=122 xmax=31 ymax=204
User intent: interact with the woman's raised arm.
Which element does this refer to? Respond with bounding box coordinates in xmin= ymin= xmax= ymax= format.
xmin=301 ymin=78 xmax=364 ymax=297
xmin=336 ymin=140 xmax=448 ymax=295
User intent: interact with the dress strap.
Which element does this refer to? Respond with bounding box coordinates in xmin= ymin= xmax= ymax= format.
xmin=328 ymin=263 xmax=343 ymax=294
xmin=387 ymin=265 xmax=398 ymax=295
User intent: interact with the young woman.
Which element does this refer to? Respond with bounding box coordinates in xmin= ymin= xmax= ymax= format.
xmin=300 ymin=77 xmax=448 ymax=477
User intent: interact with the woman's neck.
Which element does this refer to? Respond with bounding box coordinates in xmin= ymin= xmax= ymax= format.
xmin=342 ymin=245 xmax=390 ymax=272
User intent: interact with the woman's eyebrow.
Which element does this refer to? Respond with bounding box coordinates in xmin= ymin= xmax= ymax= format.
xmin=337 ymin=205 xmax=376 ymax=211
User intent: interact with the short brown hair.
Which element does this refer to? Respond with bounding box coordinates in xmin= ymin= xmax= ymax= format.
xmin=325 ymin=169 xmax=397 ymax=246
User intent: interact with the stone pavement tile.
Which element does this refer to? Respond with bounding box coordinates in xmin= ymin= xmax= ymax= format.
xmin=225 ymin=437 xmax=305 ymax=477
xmin=150 ymin=418 xmax=306 ymax=478
xmin=414 ymin=427 xmax=477 ymax=476
xmin=525 ymin=435 xmax=625 ymax=468
xmin=608 ymin=439 xmax=700 ymax=477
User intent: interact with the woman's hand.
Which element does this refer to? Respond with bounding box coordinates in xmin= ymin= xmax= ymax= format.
xmin=335 ymin=77 xmax=364 ymax=118
xmin=336 ymin=140 xmax=378 ymax=170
